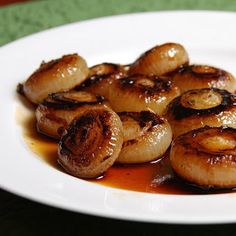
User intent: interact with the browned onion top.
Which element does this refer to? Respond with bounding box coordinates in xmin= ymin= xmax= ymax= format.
xmin=167 ymin=88 xmax=236 ymax=120
xmin=118 ymin=75 xmax=174 ymax=97
xmin=59 ymin=110 xmax=113 ymax=167
xmin=173 ymin=126 xmax=236 ymax=160
xmin=42 ymin=91 xmax=105 ymax=109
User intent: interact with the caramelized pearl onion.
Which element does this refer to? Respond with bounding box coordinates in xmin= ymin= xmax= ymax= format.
xmin=88 ymin=62 xmax=129 ymax=77
xmin=116 ymin=111 xmax=172 ymax=164
xmin=166 ymin=88 xmax=236 ymax=138
xmin=76 ymin=63 xmax=129 ymax=98
xmin=129 ymin=43 xmax=189 ymax=76
xmin=170 ymin=126 xmax=236 ymax=189
xmin=22 ymin=54 xmax=89 ymax=104
xmin=171 ymin=65 xmax=236 ymax=93
xmin=77 ymin=72 xmax=122 ymax=100
xmin=58 ymin=109 xmax=123 ymax=178
xmin=36 ymin=91 xmax=108 ymax=139
xmin=106 ymin=75 xmax=180 ymax=114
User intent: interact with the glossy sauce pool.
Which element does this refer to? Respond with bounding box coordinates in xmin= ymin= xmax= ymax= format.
xmin=17 ymin=105 xmax=234 ymax=195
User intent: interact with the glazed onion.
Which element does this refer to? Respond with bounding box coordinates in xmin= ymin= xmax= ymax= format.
xmin=129 ymin=43 xmax=189 ymax=76
xmin=76 ymin=63 xmax=129 ymax=99
xmin=77 ymin=72 xmax=122 ymax=100
xmin=116 ymin=111 xmax=172 ymax=164
xmin=106 ymin=74 xmax=180 ymax=115
xmin=166 ymin=88 xmax=236 ymax=138
xmin=171 ymin=64 xmax=236 ymax=93
xmin=36 ymin=91 xmax=108 ymax=139
xmin=170 ymin=126 xmax=236 ymax=189
xmin=88 ymin=62 xmax=129 ymax=77
xmin=22 ymin=54 xmax=89 ymax=104
xmin=58 ymin=108 xmax=123 ymax=178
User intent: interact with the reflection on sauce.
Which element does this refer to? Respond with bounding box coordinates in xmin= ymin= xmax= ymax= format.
xmin=92 ymin=158 xmax=203 ymax=194
xmin=17 ymin=105 xmax=235 ymax=195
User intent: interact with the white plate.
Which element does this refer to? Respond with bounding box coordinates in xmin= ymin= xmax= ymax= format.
xmin=0 ymin=11 xmax=236 ymax=224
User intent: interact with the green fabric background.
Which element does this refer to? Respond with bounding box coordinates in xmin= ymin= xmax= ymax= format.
xmin=1 ymin=0 xmax=236 ymax=46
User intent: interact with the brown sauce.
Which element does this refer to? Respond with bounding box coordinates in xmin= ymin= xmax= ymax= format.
xmin=91 ymin=159 xmax=204 ymax=194
xmin=18 ymin=106 xmax=235 ymax=195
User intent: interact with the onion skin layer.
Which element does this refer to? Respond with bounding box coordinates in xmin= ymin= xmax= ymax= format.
xmin=23 ymin=54 xmax=89 ymax=104
xmin=58 ymin=108 xmax=123 ymax=178
xmin=170 ymin=126 xmax=236 ymax=189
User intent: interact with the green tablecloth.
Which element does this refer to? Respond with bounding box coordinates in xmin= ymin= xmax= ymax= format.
xmin=1 ymin=0 xmax=236 ymax=46
xmin=1 ymin=0 xmax=236 ymax=235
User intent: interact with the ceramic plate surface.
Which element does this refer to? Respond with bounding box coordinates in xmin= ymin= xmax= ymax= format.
xmin=0 ymin=11 xmax=236 ymax=224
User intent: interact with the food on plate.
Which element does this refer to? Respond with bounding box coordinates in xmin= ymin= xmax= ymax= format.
xmin=166 ymin=88 xmax=236 ymax=138
xmin=170 ymin=126 xmax=236 ymax=189
xmin=116 ymin=111 xmax=172 ymax=164
xmin=76 ymin=63 xmax=129 ymax=102
xmin=101 ymin=74 xmax=180 ymax=114
xmin=129 ymin=43 xmax=189 ymax=76
xmin=77 ymin=70 xmax=122 ymax=100
xmin=171 ymin=64 xmax=236 ymax=93
xmin=17 ymin=41 xmax=236 ymax=193
xmin=88 ymin=62 xmax=129 ymax=77
xmin=58 ymin=108 xmax=123 ymax=178
xmin=36 ymin=91 xmax=109 ymax=139
xmin=21 ymin=54 xmax=89 ymax=104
